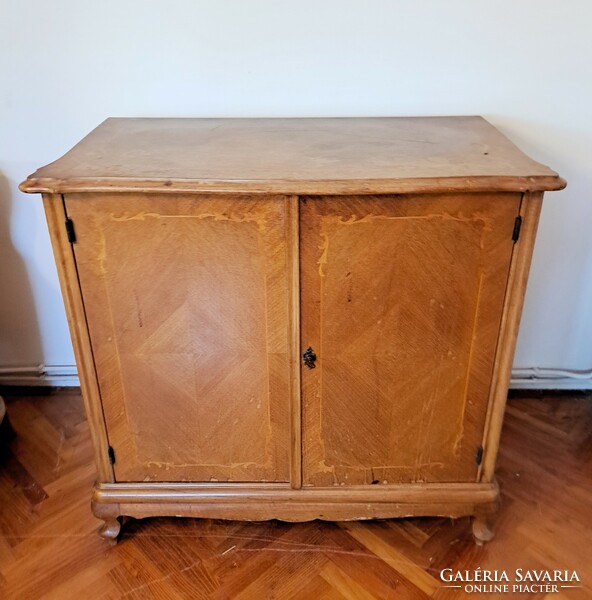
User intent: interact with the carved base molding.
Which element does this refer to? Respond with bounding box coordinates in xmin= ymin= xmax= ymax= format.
xmin=92 ymin=481 xmax=500 ymax=541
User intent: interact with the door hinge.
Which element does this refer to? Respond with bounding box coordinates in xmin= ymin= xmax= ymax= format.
xmin=476 ymin=445 xmax=484 ymax=466
xmin=108 ymin=446 xmax=116 ymax=465
xmin=512 ymin=216 xmax=522 ymax=243
xmin=65 ymin=218 xmax=76 ymax=244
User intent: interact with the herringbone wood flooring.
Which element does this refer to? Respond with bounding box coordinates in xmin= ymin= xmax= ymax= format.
xmin=0 ymin=388 xmax=590 ymax=599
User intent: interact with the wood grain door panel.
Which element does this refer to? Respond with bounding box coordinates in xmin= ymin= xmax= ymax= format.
xmin=300 ymin=193 xmax=521 ymax=486
xmin=66 ymin=193 xmax=295 ymax=483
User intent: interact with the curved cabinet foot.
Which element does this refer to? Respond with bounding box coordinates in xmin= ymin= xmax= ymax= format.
xmin=472 ymin=515 xmax=495 ymax=545
xmin=98 ymin=516 xmax=121 ymax=541
xmin=92 ymin=501 xmax=123 ymax=542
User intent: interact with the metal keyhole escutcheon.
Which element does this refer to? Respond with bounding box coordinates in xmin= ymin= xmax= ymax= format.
xmin=303 ymin=347 xmax=317 ymax=369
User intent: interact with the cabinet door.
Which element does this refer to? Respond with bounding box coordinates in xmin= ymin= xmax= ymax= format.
xmin=66 ymin=193 xmax=296 ymax=483
xmin=300 ymin=193 xmax=520 ymax=486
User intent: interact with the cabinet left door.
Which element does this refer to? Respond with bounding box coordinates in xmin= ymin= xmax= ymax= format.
xmin=65 ymin=193 xmax=297 ymax=483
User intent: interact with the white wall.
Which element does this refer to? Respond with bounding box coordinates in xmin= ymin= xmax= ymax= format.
xmin=1 ymin=0 xmax=591 ymax=387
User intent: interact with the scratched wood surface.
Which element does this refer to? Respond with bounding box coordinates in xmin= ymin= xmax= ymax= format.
xmin=300 ymin=193 xmax=520 ymax=486
xmin=19 ymin=117 xmax=566 ymax=195
xmin=66 ymin=193 xmax=295 ymax=483
xmin=0 ymin=388 xmax=590 ymax=599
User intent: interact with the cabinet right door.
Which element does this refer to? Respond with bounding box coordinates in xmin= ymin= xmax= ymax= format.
xmin=300 ymin=193 xmax=521 ymax=486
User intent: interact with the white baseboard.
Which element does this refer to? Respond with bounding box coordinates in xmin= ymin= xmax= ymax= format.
xmin=510 ymin=367 xmax=592 ymax=390
xmin=0 ymin=364 xmax=591 ymax=391
xmin=0 ymin=365 xmax=80 ymax=387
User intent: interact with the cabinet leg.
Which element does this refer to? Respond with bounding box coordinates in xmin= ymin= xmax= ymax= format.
xmin=472 ymin=514 xmax=495 ymax=545
xmin=98 ymin=516 xmax=121 ymax=541
xmin=92 ymin=501 xmax=122 ymax=542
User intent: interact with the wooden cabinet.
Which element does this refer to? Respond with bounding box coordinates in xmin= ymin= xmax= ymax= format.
xmin=21 ymin=117 xmax=565 ymax=543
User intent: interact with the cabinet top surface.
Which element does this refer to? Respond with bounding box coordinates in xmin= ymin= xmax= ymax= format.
xmin=20 ymin=117 xmax=565 ymax=195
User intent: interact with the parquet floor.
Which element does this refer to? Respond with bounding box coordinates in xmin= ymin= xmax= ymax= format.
xmin=0 ymin=388 xmax=590 ymax=599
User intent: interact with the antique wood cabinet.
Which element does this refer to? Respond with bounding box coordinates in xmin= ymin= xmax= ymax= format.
xmin=20 ymin=117 xmax=565 ymax=542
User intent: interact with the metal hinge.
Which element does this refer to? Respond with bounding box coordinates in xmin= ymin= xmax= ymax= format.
xmin=476 ymin=445 xmax=484 ymax=466
xmin=512 ymin=216 xmax=522 ymax=243
xmin=108 ymin=446 xmax=116 ymax=465
xmin=65 ymin=218 xmax=76 ymax=244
